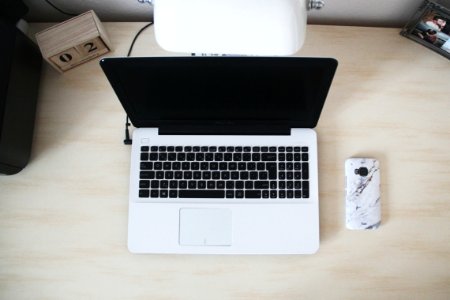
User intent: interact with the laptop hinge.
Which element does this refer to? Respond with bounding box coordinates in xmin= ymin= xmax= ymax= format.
xmin=158 ymin=125 xmax=290 ymax=136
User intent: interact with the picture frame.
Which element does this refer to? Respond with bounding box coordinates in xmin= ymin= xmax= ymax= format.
xmin=400 ymin=0 xmax=450 ymax=59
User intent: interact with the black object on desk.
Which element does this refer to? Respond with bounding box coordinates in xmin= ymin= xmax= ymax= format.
xmin=0 ymin=19 xmax=42 ymax=175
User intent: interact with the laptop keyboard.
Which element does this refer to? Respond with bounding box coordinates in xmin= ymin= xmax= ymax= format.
xmin=138 ymin=146 xmax=310 ymax=199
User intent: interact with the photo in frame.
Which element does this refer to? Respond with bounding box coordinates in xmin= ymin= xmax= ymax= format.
xmin=400 ymin=0 xmax=450 ymax=59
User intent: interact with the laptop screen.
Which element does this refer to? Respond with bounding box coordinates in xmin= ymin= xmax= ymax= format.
xmin=100 ymin=57 xmax=337 ymax=129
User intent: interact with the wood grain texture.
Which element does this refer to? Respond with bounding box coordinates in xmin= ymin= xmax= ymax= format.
xmin=0 ymin=23 xmax=449 ymax=300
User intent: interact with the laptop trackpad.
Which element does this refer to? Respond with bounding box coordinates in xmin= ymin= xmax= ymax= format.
xmin=179 ymin=208 xmax=232 ymax=246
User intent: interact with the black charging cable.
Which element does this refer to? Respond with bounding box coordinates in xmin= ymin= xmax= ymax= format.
xmin=123 ymin=22 xmax=154 ymax=145
xmin=44 ymin=0 xmax=78 ymax=17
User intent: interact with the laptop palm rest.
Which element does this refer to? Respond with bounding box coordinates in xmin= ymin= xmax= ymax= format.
xmin=179 ymin=208 xmax=232 ymax=246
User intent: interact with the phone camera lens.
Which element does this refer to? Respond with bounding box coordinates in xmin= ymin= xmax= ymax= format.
xmin=355 ymin=167 xmax=369 ymax=176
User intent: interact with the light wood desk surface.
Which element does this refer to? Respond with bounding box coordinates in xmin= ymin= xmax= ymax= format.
xmin=1 ymin=23 xmax=449 ymax=299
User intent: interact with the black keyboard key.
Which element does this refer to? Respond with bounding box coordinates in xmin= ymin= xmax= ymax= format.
xmin=141 ymin=146 xmax=149 ymax=152
xmin=294 ymin=163 xmax=301 ymax=170
xmin=151 ymin=190 xmax=159 ymax=198
xmin=278 ymin=153 xmax=286 ymax=161
xmin=262 ymin=190 xmax=269 ymax=198
xmin=169 ymin=181 xmax=178 ymax=189
xmin=259 ymin=172 xmax=268 ymax=180
xmin=245 ymin=181 xmax=253 ymax=189
xmin=226 ymin=146 xmax=234 ymax=152
xmin=302 ymin=189 xmax=309 ymax=198
xmin=205 ymin=153 xmax=214 ymax=161
xmin=278 ymin=146 xmax=285 ymax=152
xmin=163 ymin=162 xmax=171 ymax=170
xmin=252 ymin=146 xmax=260 ymax=152
xmin=155 ymin=171 xmax=164 ymax=179
xmin=196 ymin=153 xmax=204 ymax=161
xmin=226 ymin=181 xmax=234 ymax=189
xmin=212 ymin=171 xmax=221 ymax=179
xmin=219 ymin=162 xmax=227 ymax=170
xmin=269 ymin=147 xmax=276 ymax=152
xmin=243 ymin=153 xmax=251 ymax=161
xmin=207 ymin=181 xmax=215 ymax=189
xmin=278 ymin=163 xmax=286 ymax=170
xmin=278 ymin=172 xmax=286 ymax=180
xmin=224 ymin=153 xmax=232 ymax=161
xmin=286 ymin=172 xmax=293 ymax=180
xmin=140 ymin=162 xmax=153 ymax=170
xmin=167 ymin=146 xmax=175 ymax=152
xmin=179 ymin=181 xmax=187 ymax=189
xmin=270 ymin=191 xmax=277 ymax=198
xmin=250 ymin=171 xmax=258 ymax=179
xmin=270 ymin=181 xmax=277 ymax=189
xmin=302 ymin=163 xmax=309 ymax=179
xmin=169 ymin=190 xmax=178 ymax=198
xmin=286 ymin=163 xmax=294 ymax=171
xmin=151 ymin=180 xmax=159 ymax=188
xmin=301 ymin=147 xmax=308 ymax=152
xmin=261 ymin=146 xmax=268 ymax=152
xmin=221 ymin=172 xmax=230 ymax=180
xmin=302 ymin=153 xmax=309 ymax=161
xmin=303 ymin=181 xmax=309 ymax=190
xmin=218 ymin=146 xmax=226 ymax=152
xmin=149 ymin=153 xmax=158 ymax=161
xmin=209 ymin=146 xmax=217 ymax=152
xmin=201 ymin=146 xmax=208 ymax=152
xmin=183 ymin=171 xmax=193 ymax=179
xmin=226 ymin=190 xmax=234 ymax=198
xmin=233 ymin=153 xmax=242 ymax=161
xmin=235 ymin=181 xmax=244 ymax=189
xmin=286 ymin=153 xmax=293 ymax=161
xmin=287 ymin=191 xmax=294 ymax=198
xmin=229 ymin=162 xmax=237 ymax=170
xmin=193 ymin=171 xmax=202 ymax=179
xmin=184 ymin=146 xmax=192 ymax=152
xmin=160 ymin=190 xmax=168 ymax=198
xmin=158 ymin=153 xmax=167 ymax=161
xmin=294 ymin=172 xmax=301 ymax=180
xmin=140 ymin=171 xmax=155 ymax=179
xmin=240 ymin=172 xmax=249 ymax=180
xmin=188 ymin=181 xmax=196 ymax=189
xmin=252 ymin=153 xmax=260 ymax=161
xmin=175 ymin=146 xmax=183 ymax=152
xmin=160 ymin=180 xmax=168 ymax=188
xmin=279 ymin=191 xmax=286 ymax=198
xmin=139 ymin=180 xmax=150 ymax=188
xmin=198 ymin=181 xmax=206 ymax=189
xmin=139 ymin=190 xmax=149 ymax=198
xmin=266 ymin=163 xmax=277 ymax=179
xmin=286 ymin=147 xmax=293 ymax=152
xmin=262 ymin=153 xmax=277 ymax=161
xmin=172 ymin=162 xmax=181 ymax=170
xmin=179 ymin=190 xmax=225 ymax=198
xmin=245 ymin=190 xmax=261 ymax=198
xmin=235 ymin=146 xmax=243 ymax=152
xmin=150 ymin=146 xmax=158 ymax=152
xmin=187 ymin=153 xmax=195 ymax=161
xmin=287 ymin=181 xmax=294 ymax=189
xmin=231 ymin=171 xmax=239 ymax=180
xmin=279 ymin=181 xmax=286 ymax=189
xmin=294 ymin=147 xmax=301 ymax=152
xmin=238 ymin=162 xmax=246 ymax=170
xmin=247 ymin=162 xmax=256 ymax=170
xmin=236 ymin=191 xmax=244 ymax=198
xmin=210 ymin=162 xmax=219 ymax=170
xmin=140 ymin=153 xmax=149 ymax=161
xmin=193 ymin=146 xmax=200 ymax=152
xmin=215 ymin=153 xmax=223 ymax=161
xmin=294 ymin=153 xmax=301 ymax=161
xmin=158 ymin=146 xmax=166 ymax=152
xmin=294 ymin=181 xmax=302 ymax=189
xmin=202 ymin=171 xmax=211 ymax=179
xmin=181 ymin=162 xmax=190 ymax=170
xmin=177 ymin=153 xmax=186 ymax=161
xmin=168 ymin=153 xmax=177 ymax=161
xmin=294 ymin=191 xmax=302 ymax=198
xmin=243 ymin=147 xmax=251 ymax=152
xmin=257 ymin=162 xmax=265 ymax=170
xmin=200 ymin=162 xmax=208 ymax=170
xmin=217 ymin=181 xmax=225 ymax=189
xmin=254 ymin=181 xmax=269 ymax=189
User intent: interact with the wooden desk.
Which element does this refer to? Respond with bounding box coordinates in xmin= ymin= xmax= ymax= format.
xmin=1 ymin=23 xmax=449 ymax=299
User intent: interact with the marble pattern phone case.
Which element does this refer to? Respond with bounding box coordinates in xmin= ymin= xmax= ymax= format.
xmin=345 ymin=158 xmax=380 ymax=230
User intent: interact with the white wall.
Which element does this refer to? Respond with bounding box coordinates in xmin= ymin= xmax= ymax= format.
xmin=22 ymin=0 xmax=450 ymax=27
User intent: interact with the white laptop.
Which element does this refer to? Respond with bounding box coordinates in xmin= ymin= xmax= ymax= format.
xmin=100 ymin=57 xmax=337 ymax=254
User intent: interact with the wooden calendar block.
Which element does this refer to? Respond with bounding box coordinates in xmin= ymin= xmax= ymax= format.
xmin=35 ymin=10 xmax=112 ymax=73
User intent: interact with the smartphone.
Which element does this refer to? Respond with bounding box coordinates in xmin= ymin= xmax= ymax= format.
xmin=345 ymin=158 xmax=381 ymax=230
